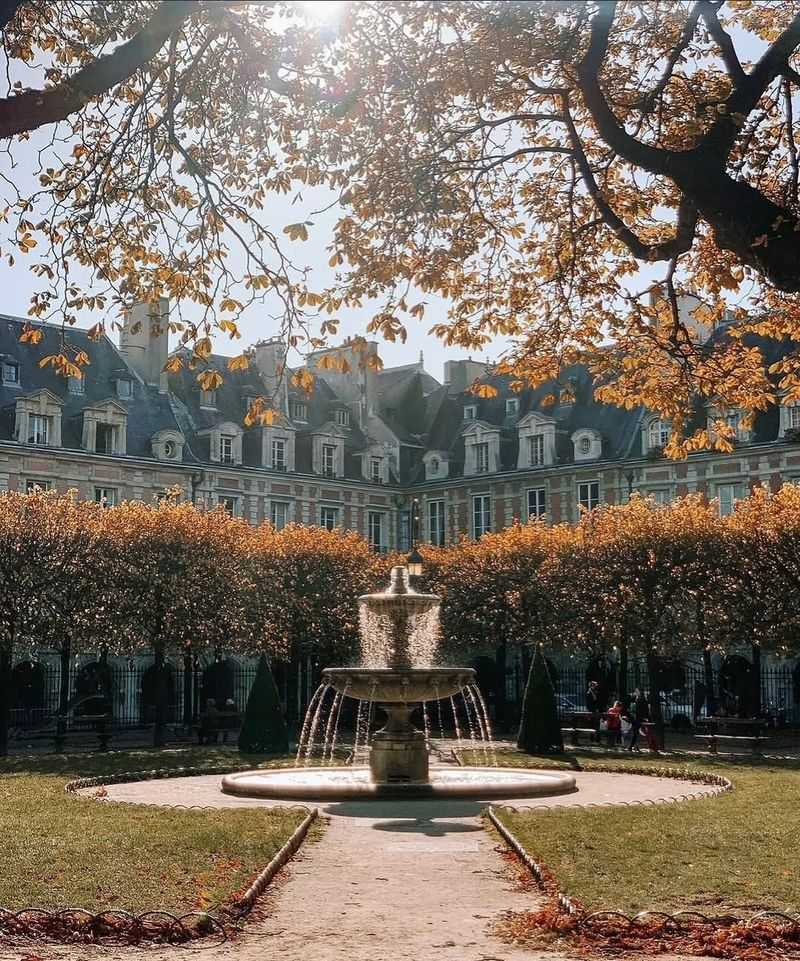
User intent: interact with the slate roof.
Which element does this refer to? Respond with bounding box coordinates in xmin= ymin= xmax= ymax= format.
xmin=0 ymin=315 xmax=184 ymax=459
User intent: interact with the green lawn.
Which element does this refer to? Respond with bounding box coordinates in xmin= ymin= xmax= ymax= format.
xmin=475 ymin=749 xmax=800 ymax=916
xmin=0 ymin=748 xmax=310 ymax=914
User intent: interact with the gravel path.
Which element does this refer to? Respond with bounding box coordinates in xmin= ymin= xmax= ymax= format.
xmin=0 ymin=769 xmax=717 ymax=961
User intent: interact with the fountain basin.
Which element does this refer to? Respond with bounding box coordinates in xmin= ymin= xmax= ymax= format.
xmin=322 ymin=667 xmax=476 ymax=702
xmin=221 ymin=766 xmax=577 ymax=801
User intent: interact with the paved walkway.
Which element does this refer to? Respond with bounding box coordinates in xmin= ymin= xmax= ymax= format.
xmin=0 ymin=769 xmax=717 ymax=961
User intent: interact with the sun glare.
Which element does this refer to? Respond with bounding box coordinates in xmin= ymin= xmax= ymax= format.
xmin=296 ymin=0 xmax=347 ymax=23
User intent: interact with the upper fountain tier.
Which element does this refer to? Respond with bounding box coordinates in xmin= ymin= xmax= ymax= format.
xmin=323 ymin=566 xmax=475 ymax=702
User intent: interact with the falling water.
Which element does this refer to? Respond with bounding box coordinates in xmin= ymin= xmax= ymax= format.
xmin=462 ymin=685 xmax=488 ymax=763
xmin=352 ymin=698 xmax=367 ymax=764
xmin=327 ymin=683 xmax=350 ymax=762
xmin=321 ymin=691 xmax=341 ymax=763
xmin=422 ymin=701 xmax=431 ymax=750
xmin=302 ymin=682 xmax=331 ymax=766
xmin=469 ymin=683 xmax=497 ymax=766
xmin=449 ymin=694 xmax=464 ymax=750
xmin=295 ymin=682 xmax=327 ymax=764
xmin=435 ymin=687 xmax=445 ymax=742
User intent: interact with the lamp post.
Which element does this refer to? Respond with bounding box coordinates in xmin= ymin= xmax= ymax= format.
xmin=406 ymin=498 xmax=423 ymax=576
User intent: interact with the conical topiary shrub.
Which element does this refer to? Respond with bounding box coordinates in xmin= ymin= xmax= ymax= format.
xmin=517 ymin=645 xmax=563 ymax=754
xmin=238 ymin=655 xmax=289 ymax=754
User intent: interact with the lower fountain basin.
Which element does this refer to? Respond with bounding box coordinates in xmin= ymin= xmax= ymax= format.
xmin=221 ymin=766 xmax=577 ymax=801
xmin=322 ymin=667 xmax=476 ymax=702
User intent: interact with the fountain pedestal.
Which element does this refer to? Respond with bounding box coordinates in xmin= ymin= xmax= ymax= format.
xmin=370 ymin=704 xmax=429 ymax=783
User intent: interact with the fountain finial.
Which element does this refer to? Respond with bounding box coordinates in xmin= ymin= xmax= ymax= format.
xmin=387 ymin=565 xmax=411 ymax=595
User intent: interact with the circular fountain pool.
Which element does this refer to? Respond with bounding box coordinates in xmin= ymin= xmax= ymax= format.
xmin=221 ymin=766 xmax=577 ymax=801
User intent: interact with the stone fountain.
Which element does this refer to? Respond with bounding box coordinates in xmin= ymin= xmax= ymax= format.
xmin=222 ymin=566 xmax=576 ymax=801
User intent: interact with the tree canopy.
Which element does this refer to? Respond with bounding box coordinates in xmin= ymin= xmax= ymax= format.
xmin=5 ymin=2 xmax=800 ymax=447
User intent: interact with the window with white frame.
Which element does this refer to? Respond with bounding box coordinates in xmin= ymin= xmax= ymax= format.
xmin=271 ymin=437 xmax=286 ymax=471
xmin=473 ymin=494 xmax=492 ymax=538
xmin=527 ymin=487 xmax=546 ymax=519
xmin=335 ymin=408 xmax=350 ymax=427
xmin=475 ymin=442 xmax=489 ymax=473
xmin=95 ymin=422 xmax=117 ymax=454
xmin=529 ymin=433 xmax=545 ymax=467
xmin=791 ymin=405 xmax=800 ymax=429
xmin=717 ymin=483 xmax=743 ymax=517
xmin=217 ymin=494 xmax=238 ymax=516
xmin=322 ymin=443 xmax=337 ymax=477
xmin=200 ymin=389 xmax=217 ymax=408
xmin=506 ymin=397 xmax=519 ymax=417
xmin=270 ymin=501 xmax=289 ymax=530
xmin=292 ymin=401 xmax=308 ymax=421
xmin=2 ymin=360 xmax=19 ymax=385
xmin=26 ymin=479 xmax=52 ymax=493
xmin=648 ymin=419 xmax=671 ymax=449
xmin=370 ymin=457 xmax=382 ymax=483
xmin=368 ymin=511 xmax=385 ymax=552
xmin=463 ymin=405 xmax=477 ymax=421
xmin=94 ymin=487 xmax=118 ymax=507
xmin=320 ymin=505 xmax=339 ymax=529
xmin=580 ymin=437 xmax=591 ymax=455
xmin=27 ymin=414 xmax=50 ymax=445
xmin=428 ymin=499 xmax=445 ymax=547
xmin=649 ymin=489 xmax=671 ymax=506
xmin=219 ymin=434 xmax=235 ymax=464
xmin=578 ymin=481 xmax=600 ymax=512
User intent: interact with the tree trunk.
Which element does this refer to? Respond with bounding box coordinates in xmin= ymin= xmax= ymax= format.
xmin=618 ymin=638 xmax=629 ymax=707
xmin=646 ymin=651 xmax=665 ymax=751
xmin=703 ymin=646 xmax=716 ymax=717
xmin=0 ymin=646 xmax=11 ymax=757
xmin=182 ymin=652 xmax=193 ymax=728
xmin=153 ymin=646 xmax=168 ymax=748
xmin=751 ymin=643 xmax=762 ymax=717
xmin=494 ymin=640 xmax=507 ymax=731
xmin=56 ymin=638 xmax=72 ymax=749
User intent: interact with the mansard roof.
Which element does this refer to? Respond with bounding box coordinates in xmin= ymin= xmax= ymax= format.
xmin=0 ymin=315 xmax=184 ymax=459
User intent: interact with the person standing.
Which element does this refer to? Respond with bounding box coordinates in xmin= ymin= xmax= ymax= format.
xmin=629 ymin=688 xmax=649 ymax=752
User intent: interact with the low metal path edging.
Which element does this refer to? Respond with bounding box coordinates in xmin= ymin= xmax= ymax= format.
xmin=0 ymin=766 xmax=319 ymax=946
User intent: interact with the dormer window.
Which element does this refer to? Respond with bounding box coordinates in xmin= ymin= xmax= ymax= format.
xmin=572 ymin=428 xmax=601 ymax=461
xmin=220 ymin=434 xmax=235 ymax=464
xmin=506 ymin=398 xmax=519 ymax=417
xmin=272 ymin=437 xmax=287 ymax=471
xmin=529 ymin=434 xmax=545 ymax=467
xmin=322 ymin=443 xmax=336 ymax=477
xmin=370 ymin=457 xmax=382 ymax=483
xmin=96 ymin=422 xmax=119 ymax=454
xmin=2 ymin=360 xmax=19 ymax=385
xmin=463 ymin=405 xmax=477 ymax=421
xmin=164 ymin=440 xmax=177 ymax=459
xmin=116 ymin=378 xmax=133 ymax=400
xmin=335 ymin=408 xmax=350 ymax=427
xmin=430 ymin=457 xmax=439 ymax=474
xmin=648 ymin=418 xmax=670 ymax=449
xmin=151 ymin=429 xmax=184 ymax=462
xmin=292 ymin=401 xmax=308 ymax=421
xmin=28 ymin=414 xmax=50 ymax=445
xmin=475 ymin=442 xmax=489 ymax=473
xmin=68 ymin=374 xmax=84 ymax=394
xmin=200 ymin=389 xmax=217 ymax=409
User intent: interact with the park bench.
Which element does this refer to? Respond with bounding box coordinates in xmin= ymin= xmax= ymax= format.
xmin=196 ymin=709 xmax=241 ymax=745
xmin=695 ymin=732 xmax=764 ymax=755
xmin=53 ymin=712 xmax=112 ymax=752
xmin=561 ymin=726 xmax=597 ymax=746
